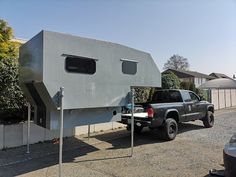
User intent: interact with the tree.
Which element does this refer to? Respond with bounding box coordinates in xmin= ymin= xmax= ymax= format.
xmin=195 ymin=88 xmax=207 ymax=101
xmin=0 ymin=19 xmax=27 ymax=123
xmin=163 ymin=54 xmax=190 ymax=70
xmin=180 ymin=81 xmax=190 ymax=90
xmin=162 ymin=71 xmax=180 ymax=89
xmin=180 ymin=81 xmax=196 ymax=92
xmin=0 ymin=19 xmax=19 ymax=61
xmin=180 ymin=81 xmax=207 ymax=100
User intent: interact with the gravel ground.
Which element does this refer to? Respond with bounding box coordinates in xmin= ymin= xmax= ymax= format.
xmin=0 ymin=107 xmax=236 ymax=177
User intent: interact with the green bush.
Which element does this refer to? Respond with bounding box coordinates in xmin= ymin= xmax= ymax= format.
xmin=180 ymin=81 xmax=208 ymax=101
xmin=0 ymin=58 xmax=27 ymax=123
xmin=180 ymin=81 xmax=190 ymax=90
xmin=195 ymin=88 xmax=208 ymax=101
xmin=189 ymin=82 xmax=196 ymax=92
xmin=162 ymin=71 xmax=180 ymax=89
xmin=134 ymin=87 xmax=152 ymax=103
xmin=0 ymin=19 xmax=27 ymax=124
xmin=180 ymin=81 xmax=196 ymax=92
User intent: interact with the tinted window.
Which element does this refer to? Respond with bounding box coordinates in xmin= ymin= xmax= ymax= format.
xmin=169 ymin=91 xmax=182 ymax=102
xmin=152 ymin=91 xmax=169 ymax=103
xmin=122 ymin=61 xmax=137 ymax=75
xmin=189 ymin=92 xmax=200 ymax=101
xmin=65 ymin=57 xmax=96 ymax=74
xmin=152 ymin=90 xmax=182 ymax=103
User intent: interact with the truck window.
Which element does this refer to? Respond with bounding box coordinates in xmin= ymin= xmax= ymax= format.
xmin=189 ymin=92 xmax=200 ymax=102
xmin=181 ymin=91 xmax=191 ymax=102
xmin=152 ymin=91 xmax=169 ymax=103
xmin=152 ymin=90 xmax=182 ymax=103
xmin=169 ymin=91 xmax=183 ymax=102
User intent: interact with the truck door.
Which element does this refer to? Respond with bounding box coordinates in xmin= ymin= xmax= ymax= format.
xmin=189 ymin=91 xmax=203 ymax=119
xmin=182 ymin=91 xmax=201 ymax=121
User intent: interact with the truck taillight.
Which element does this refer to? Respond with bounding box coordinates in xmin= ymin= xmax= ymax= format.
xmin=147 ymin=107 xmax=154 ymax=118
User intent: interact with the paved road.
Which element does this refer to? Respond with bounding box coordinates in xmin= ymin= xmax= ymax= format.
xmin=0 ymin=107 xmax=235 ymax=177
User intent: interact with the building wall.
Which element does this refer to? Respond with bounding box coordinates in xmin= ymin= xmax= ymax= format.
xmin=211 ymin=89 xmax=236 ymax=110
xmin=180 ymin=77 xmax=194 ymax=83
xmin=0 ymin=122 xmax=125 ymax=149
xmin=232 ymin=89 xmax=236 ymax=106
xmin=211 ymin=89 xmax=219 ymax=109
xmin=194 ymin=77 xmax=207 ymax=88
xmin=180 ymin=77 xmax=208 ymax=87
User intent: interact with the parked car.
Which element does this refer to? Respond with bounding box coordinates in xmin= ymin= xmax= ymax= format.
xmin=121 ymin=89 xmax=214 ymax=140
xmin=224 ymin=133 xmax=236 ymax=177
xmin=210 ymin=133 xmax=236 ymax=177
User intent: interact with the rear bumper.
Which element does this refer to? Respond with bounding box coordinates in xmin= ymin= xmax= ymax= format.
xmin=121 ymin=116 xmax=163 ymax=128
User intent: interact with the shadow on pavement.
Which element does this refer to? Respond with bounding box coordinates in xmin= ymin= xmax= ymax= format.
xmin=178 ymin=122 xmax=205 ymax=134
xmin=0 ymin=137 xmax=99 ymax=177
xmin=90 ymin=121 xmax=205 ymax=150
xmin=0 ymin=121 xmax=206 ymax=176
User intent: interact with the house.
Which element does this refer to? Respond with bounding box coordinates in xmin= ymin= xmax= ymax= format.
xmin=163 ymin=68 xmax=214 ymax=87
xmin=209 ymin=72 xmax=232 ymax=79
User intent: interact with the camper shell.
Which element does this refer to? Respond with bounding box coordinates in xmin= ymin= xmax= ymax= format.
xmin=19 ymin=30 xmax=161 ymax=129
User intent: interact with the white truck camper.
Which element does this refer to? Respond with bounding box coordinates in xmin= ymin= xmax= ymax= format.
xmin=19 ymin=30 xmax=161 ymax=130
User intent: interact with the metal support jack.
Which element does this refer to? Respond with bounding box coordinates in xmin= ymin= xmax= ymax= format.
xmin=59 ymin=87 xmax=64 ymax=177
xmin=88 ymin=125 xmax=91 ymax=140
xmin=218 ymin=89 xmax=220 ymax=109
xmin=26 ymin=103 xmax=31 ymax=154
xmin=131 ymin=88 xmax=135 ymax=156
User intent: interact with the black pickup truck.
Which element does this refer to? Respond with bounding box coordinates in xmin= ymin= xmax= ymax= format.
xmin=121 ymin=89 xmax=214 ymax=141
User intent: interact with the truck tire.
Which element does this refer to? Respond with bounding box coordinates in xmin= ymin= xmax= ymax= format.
xmin=126 ymin=125 xmax=143 ymax=134
xmin=160 ymin=118 xmax=178 ymax=141
xmin=202 ymin=111 xmax=214 ymax=128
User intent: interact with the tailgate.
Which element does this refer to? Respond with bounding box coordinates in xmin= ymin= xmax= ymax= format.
xmin=121 ymin=112 xmax=149 ymax=121
xmin=122 ymin=112 xmax=148 ymax=118
xmin=121 ymin=112 xmax=151 ymax=126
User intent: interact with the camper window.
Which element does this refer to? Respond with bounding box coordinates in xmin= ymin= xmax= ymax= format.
xmin=122 ymin=61 xmax=137 ymax=75
xmin=65 ymin=57 xmax=96 ymax=74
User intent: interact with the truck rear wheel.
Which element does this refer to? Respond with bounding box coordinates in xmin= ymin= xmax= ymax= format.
xmin=160 ymin=118 xmax=178 ymax=141
xmin=203 ymin=111 xmax=214 ymax=128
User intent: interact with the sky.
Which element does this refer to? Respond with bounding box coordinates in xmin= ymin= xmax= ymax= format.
xmin=0 ymin=0 xmax=236 ymax=77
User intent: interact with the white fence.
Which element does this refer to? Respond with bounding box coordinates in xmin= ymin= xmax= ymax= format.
xmin=0 ymin=122 xmax=125 ymax=150
xmin=211 ymin=89 xmax=236 ymax=110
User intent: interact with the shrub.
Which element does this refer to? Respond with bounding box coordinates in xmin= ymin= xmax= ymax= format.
xmin=0 ymin=19 xmax=27 ymax=124
xmin=134 ymin=87 xmax=152 ymax=103
xmin=162 ymin=71 xmax=180 ymax=89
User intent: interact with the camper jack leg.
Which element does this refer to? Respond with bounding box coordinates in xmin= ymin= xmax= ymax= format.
xmin=131 ymin=88 xmax=135 ymax=156
xmin=59 ymin=87 xmax=64 ymax=177
xmin=88 ymin=125 xmax=91 ymax=140
xmin=26 ymin=103 xmax=31 ymax=154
